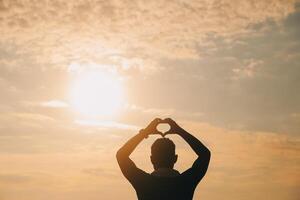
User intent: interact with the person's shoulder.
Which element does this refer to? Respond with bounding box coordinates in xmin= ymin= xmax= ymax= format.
xmin=135 ymin=169 xmax=152 ymax=179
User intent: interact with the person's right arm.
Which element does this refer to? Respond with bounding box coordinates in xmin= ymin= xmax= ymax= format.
xmin=116 ymin=118 xmax=162 ymax=184
xmin=164 ymin=118 xmax=211 ymax=184
xmin=116 ymin=129 xmax=147 ymax=181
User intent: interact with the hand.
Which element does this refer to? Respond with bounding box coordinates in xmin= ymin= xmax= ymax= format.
xmin=141 ymin=118 xmax=163 ymax=138
xmin=163 ymin=118 xmax=183 ymax=136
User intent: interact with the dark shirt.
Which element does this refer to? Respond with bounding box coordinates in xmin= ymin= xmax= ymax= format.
xmin=118 ymin=156 xmax=210 ymax=200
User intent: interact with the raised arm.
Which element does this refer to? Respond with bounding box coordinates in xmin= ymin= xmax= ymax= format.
xmin=116 ymin=118 xmax=162 ymax=181
xmin=164 ymin=118 xmax=211 ymax=183
xmin=116 ymin=130 xmax=147 ymax=161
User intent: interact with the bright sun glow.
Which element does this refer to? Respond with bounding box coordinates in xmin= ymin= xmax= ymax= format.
xmin=70 ymin=69 xmax=124 ymax=117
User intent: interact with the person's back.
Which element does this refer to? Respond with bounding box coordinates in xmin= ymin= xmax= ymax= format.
xmin=132 ymin=171 xmax=199 ymax=200
xmin=116 ymin=118 xmax=211 ymax=200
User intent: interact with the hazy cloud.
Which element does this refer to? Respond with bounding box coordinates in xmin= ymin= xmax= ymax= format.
xmin=75 ymin=119 xmax=140 ymax=130
xmin=0 ymin=173 xmax=31 ymax=184
xmin=0 ymin=0 xmax=297 ymax=64
xmin=40 ymin=100 xmax=69 ymax=108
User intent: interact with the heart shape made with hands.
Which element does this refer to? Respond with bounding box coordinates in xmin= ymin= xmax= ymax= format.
xmin=156 ymin=122 xmax=171 ymax=137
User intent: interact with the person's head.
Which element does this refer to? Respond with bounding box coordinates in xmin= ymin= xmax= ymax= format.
xmin=150 ymin=138 xmax=178 ymax=170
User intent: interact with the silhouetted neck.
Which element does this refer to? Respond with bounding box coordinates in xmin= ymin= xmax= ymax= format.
xmin=151 ymin=168 xmax=180 ymax=177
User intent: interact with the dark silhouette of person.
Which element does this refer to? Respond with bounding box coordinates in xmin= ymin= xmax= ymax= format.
xmin=116 ymin=118 xmax=211 ymax=200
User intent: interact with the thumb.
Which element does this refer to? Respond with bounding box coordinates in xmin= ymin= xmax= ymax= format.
xmin=164 ymin=129 xmax=174 ymax=135
xmin=154 ymin=130 xmax=163 ymax=135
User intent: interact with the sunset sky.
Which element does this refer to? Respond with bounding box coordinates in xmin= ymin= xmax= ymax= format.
xmin=0 ymin=0 xmax=300 ymax=199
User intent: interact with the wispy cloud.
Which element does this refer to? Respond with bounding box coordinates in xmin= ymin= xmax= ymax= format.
xmin=0 ymin=0 xmax=296 ymax=65
xmin=40 ymin=100 xmax=69 ymax=108
xmin=75 ymin=119 xmax=140 ymax=130
xmin=231 ymin=59 xmax=264 ymax=80
xmin=0 ymin=173 xmax=31 ymax=184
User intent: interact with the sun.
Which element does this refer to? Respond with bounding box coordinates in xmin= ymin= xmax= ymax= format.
xmin=69 ymin=69 xmax=124 ymax=118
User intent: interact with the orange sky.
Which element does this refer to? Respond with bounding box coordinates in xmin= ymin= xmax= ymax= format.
xmin=0 ymin=0 xmax=300 ymax=200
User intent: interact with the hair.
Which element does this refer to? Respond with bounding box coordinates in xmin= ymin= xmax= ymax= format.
xmin=151 ymin=138 xmax=177 ymax=169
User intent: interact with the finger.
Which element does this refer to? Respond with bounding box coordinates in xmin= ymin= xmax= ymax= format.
xmin=164 ymin=118 xmax=175 ymax=126
xmin=146 ymin=119 xmax=159 ymax=129
xmin=150 ymin=118 xmax=161 ymax=126
xmin=164 ymin=118 xmax=173 ymax=123
xmin=160 ymin=118 xmax=167 ymax=123
xmin=151 ymin=130 xmax=164 ymax=137
xmin=153 ymin=130 xmax=163 ymax=135
xmin=164 ymin=130 xmax=174 ymax=135
xmin=154 ymin=118 xmax=162 ymax=124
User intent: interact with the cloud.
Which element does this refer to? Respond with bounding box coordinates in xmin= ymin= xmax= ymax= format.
xmin=40 ymin=100 xmax=69 ymax=108
xmin=0 ymin=0 xmax=297 ymax=66
xmin=75 ymin=119 xmax=140 ymax=130
xmin=0 ymin=112 xmax=55 ymax=131
xmin=231 ymin=59 xmax=264 ymax=79
xmin=1 ymin=7 xmax=300 ymax=135
xmin=126 ymin=104 xmax=176 ymax=116
xmin=0 ymin=173 xmax=31 ymax=184
xmin=82 ymin=167 xmax=118 ymax=178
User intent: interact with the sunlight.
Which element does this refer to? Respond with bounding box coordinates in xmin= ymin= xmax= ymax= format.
xmin=69 ymin=69 xmax=124 ymax=118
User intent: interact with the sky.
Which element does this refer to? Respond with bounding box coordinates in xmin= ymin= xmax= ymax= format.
xmin=0 ymin=0 xmax=300 ymax=199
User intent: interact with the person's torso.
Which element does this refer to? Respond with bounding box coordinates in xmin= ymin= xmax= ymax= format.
xmin=134 ymin=170 xmax=195 ymax=200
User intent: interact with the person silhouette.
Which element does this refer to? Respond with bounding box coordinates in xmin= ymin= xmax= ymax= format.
xmin=116 ymin=118 xmax=211 ymax=200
